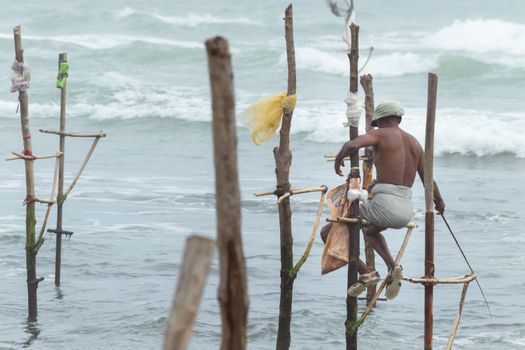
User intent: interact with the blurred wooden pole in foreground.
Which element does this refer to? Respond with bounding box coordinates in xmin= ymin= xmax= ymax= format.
xmin=164 ymin=235 xmax=214 ymax=350
xmin=206 ymin=36 xmax=249 ymax=350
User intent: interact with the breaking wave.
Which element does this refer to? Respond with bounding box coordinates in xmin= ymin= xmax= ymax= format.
xmin=424 ymin=18 xmax=525 ymax=56
xmin=288 ymin=48 xmax=439 ymax=77
xmin=293 ymin=104 xmax=525 ymax=158
xmin=0 ymin=33 xmax=201 ymax=50
xmin=115 ymin=7 xmax=262 ymax=27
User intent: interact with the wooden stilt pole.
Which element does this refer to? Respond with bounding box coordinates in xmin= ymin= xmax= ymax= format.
xmin=164 ymin=235 xmax=215 ymax=350
xmin=13 ymin=25 xmax=42 ymax=322
xmin=206 ymin=36 xmax=248 ymax=350
xmin=274 ymin=5 xmax=296 ymax=350
xmin=424 ymin=73 xmax=438 ymax=350
xmin=55 ymin=52 xmax=67 ymax=287
xmin=346 ymin=23 xmax=360 ymax=350
xmin=359 ymin=73 xmax=375 ymax=305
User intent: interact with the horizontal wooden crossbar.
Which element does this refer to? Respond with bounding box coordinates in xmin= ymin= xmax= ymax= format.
xmin=39 ymin=129 xmax=107 ymax=138
xmin=5 ymin=151 xmax=63 ymax=161
xmin=403 ymin=273 xmax=476 ymax=285
xmin=326 ymin=216 xmax=418 ymax=229
xmin=254 ymin=186 xmax=327 ymax=198
xmin=324 ymin=154 xmax=368 ymax=162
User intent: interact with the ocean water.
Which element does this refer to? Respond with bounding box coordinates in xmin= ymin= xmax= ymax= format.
xmin=1 ymin=0 xmax=524 ymax=349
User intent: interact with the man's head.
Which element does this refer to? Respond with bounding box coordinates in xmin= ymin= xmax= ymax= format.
xmin=371 ymin=101 xmax=404 ymax=127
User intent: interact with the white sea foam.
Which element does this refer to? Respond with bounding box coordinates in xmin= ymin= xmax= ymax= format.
xmin=368 ymin=19 xmax=525 ymax=67
xmin=2 ymin=88 xmax=523 ymax=158
xmin=290 ymin=47 xmax=438 ymax=77
xmin=115 ymin=7 xmax=137 ymax=19
xmin=424 ymin=19 xmax=525 ymax=56
xmin=115 ymin=7 xmax=261 ymax=27
xmin=0 ymin=33 xmax=201 ymax=50
xmin=293 ymin=103 xmax=525 ymax=158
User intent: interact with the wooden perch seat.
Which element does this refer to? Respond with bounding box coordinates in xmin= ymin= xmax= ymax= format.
xmin=277 ymin=185 xmax=328 ymax=204
xmin=34 ymin=197 xmax=55 ymax=205
xmin=327 ymin=216 xmax=418 ymax=229
xmin=6 ymin=151 xmax=63 ymax=161
xmin=403 ymin=273 xmax=476 ymax=285
xmin=39 ymin=129 xmax=107 ymax=138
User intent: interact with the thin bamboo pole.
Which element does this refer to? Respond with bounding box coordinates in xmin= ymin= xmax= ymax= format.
xmin=277 ymin=186 xmax=326 ymax=203
xmin=164 ymin=235 xmax=215 ymax=350
xmin=424 ymin=73 xmax=438 ymax=350
xmin=13 ymin=25 xmax=41 ymax=322
xmin=39 ymin=129 xmax=106 ymax=137
xmin=359 ymin=73 xmax=376 ymax=305
xmin=6 ymin=151 xmax=62 ymax=161
xmin=63 ymin=136 xmax=101 ymax=198
xmin=291 ymin=189 xmax=327 ymax=276
xmin=54 ymin=52 xmax=67 ymax=287
xmin=404 ymin=274 xmax=475 ymax=285
xmin=33 ymin=155 xmax=61 ymax=253
xmin=206 ymin=36 xmax=248 ymax=350
xmin=445 ymin=282 xmax=470 ymax=350
xmin=324 ymin=155 xmax=368 ymax=161
xmin=254 ymin=186 xmax=325 ymax=198
xmin=273 ymin=5 xmax=296 ymax=350
xmin=346 ymin=23 xmax=360 ymax=350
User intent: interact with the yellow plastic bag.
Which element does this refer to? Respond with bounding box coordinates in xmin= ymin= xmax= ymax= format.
xmin=241 ymin=92 xmax=297 ymax=145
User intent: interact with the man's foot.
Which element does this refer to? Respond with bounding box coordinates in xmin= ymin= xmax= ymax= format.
xmin=385 ymin=265 xmax=403 ymax=300
xmin=347 ymin=271 xmax=380 ymax=297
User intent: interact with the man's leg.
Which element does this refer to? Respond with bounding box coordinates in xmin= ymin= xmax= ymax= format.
xmin=363 ymin=225 xmax=395 ymax=270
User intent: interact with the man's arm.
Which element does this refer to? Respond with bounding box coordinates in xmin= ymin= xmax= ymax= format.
xmin=334 ymin=130 xmax=380 ymax=176
xmin=417 ymin=149 xmax=446 ymax=214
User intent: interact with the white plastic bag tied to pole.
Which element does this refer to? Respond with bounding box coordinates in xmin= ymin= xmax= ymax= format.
xmin=10 ymin=60 xmax=30 ymax=93
xmin=343 ymin=92 xmax=362 ymax=128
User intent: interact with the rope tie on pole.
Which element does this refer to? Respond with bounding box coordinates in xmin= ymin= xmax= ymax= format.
xmin=10 ymin=60 xmax=31 ymax=92
xmin=275 ymin=183 xmax=291 ymax=197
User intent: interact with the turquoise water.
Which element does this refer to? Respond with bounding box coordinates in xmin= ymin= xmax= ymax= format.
xmin=0 ymin=1 xmax=524 ymax=349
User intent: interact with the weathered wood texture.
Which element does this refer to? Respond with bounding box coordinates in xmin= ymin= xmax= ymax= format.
xmin=359 ymin=73 xmax=376 ymax=304
xmin=346 ymin=23 xmax=360 ymax=350
xmin=14 ymin=25 xmax=41 ymax=322
xmin=274 ymin=5 xmax=296 ymax=350
xmin=206 ymin=36 xmax=248 ymax=350
xmin=55 ymin=52 xmax=67 ymax=287
xmin=164 ymin=235 xmax=215 ymax=350
xmin=424 ymin=72 xmax=438 ymax=350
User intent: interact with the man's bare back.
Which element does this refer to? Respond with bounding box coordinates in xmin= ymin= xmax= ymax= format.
xmin=333 ymin=115 xmax=444 ymax=212
xmin=372 ymin=126 xmax=421 ymax=187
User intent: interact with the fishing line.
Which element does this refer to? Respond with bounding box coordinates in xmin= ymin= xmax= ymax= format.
xmin=440 ymin=213 xmax=492 ymax=318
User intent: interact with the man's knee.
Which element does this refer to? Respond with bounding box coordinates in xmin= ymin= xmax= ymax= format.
xmin=320 ymin=223 xmax=332 ymax=244
xmin=364 ymin=225 xmax=385 ymax=238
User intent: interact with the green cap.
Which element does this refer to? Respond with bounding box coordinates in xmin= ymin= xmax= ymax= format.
xmin=372 ymin=101 xmax=404 ymax=127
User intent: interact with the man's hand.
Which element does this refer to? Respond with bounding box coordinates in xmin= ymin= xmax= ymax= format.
xmin=334 ymin=146 xmax=347 ymax=176
xmin=334 ymin=142 xmax=350 ymax=176
xmin=434 ymin=198 xmax=445 ymax=215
